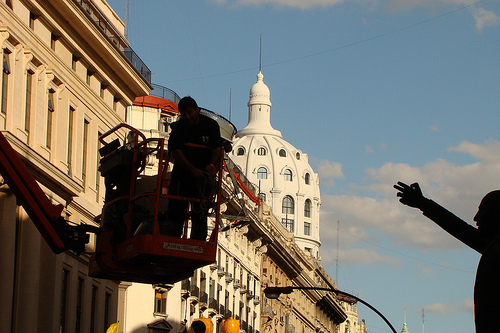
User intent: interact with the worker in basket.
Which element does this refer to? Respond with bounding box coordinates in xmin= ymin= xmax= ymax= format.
xmin=162 ymin=96 xmax=223 ymax=240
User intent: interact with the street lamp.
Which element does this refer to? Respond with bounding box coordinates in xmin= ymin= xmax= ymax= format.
xmin=264 ymin=286 xmax=397 ymax=333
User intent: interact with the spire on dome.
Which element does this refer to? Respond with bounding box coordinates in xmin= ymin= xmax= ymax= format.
xmin=236 ymin=70 xmax=281 ymax=138
xmin=248 ymin=71 xmax=271 ymax=106
xmin=400 ymin=309 xmax=410 ymax=333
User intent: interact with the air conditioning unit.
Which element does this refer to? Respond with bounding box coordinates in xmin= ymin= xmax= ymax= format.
xmin=160 ymin=116 xmax=174 ymax=125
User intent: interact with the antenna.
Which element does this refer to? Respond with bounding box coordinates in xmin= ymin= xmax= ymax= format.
xmin=229 ymin=88 xmax=232 ymax=122
xmin=259 ymin=33 xmax=262 ymax=72
xmin=422 ymin=308 xmax=425 ymax=333
xmin=335 ymin=220 xmax=340 ymax=282
xmin=124 ymin=0 xmax=129 ymax=38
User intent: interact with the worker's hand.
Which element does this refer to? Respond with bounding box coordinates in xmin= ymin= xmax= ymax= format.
xmin=393 ymin=182 xmax=426 ymax=208
xmin=205 ymin=163 xmax=216 ymax=175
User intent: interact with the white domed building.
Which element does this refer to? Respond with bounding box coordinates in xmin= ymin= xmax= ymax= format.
xmin=231 ymin=71 xmax=321 ymax=258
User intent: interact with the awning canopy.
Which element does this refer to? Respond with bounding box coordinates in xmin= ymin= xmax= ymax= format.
xmin=133 ymin=95 xmax=178 ymax=114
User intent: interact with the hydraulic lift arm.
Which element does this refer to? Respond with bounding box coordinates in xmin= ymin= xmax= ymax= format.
xmin=0 ymin=131 xmax=95 ymax=254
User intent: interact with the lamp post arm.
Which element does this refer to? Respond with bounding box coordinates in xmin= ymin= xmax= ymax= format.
xmin=332 ymin=289 xmax=397 ymax=333
xmin=264 ymin=286 xmax=397 ymax=333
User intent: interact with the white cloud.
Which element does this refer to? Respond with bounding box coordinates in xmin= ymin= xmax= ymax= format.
xmin=215 ymin=0 xmax=494 ymax=13
xmin=317 ymin=160 xmax=345 ymax=187
xmin=473 ymin=7 xmax=500 ymax=32
xmin=428 ymin=125 xmax=440 ymax=132
xmin=319 ymin=140 xmax=500 ymax=266
xmin=214 ymin=0 xmax=345 ymax=9
xmin=365 ymin=143 xmax=388 ymax=154
xmin=425 ymin=298 xmax=473 ymax=315
xmin=320 ymin=245 xmax=401 ymax=266
xmin=449 ymin=140 xmax=500 ymax=162
xmin=386 ymin=0 xmax=482 ymax=12
xmin=417 ymin=265 xmax=436 ymax=279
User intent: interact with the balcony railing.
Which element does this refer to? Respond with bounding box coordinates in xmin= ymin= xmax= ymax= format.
xmin=150 ymin=83 xmax=180 ymax=103
xmin=74 ymin=0 xmax=127 ymax=50
xmin=225 ymin=157 xmax=258 ymax=196
xmin=200 ymin=291 xmax=208 ymax=304
xmin=209 ymin=297 xmax=218 ymax=310
xmin=124 ymin=47 xmax=151 ymax=83
xmin=190 ymin=285 xmax=199 ymax=298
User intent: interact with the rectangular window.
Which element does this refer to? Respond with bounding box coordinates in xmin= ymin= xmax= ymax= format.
xmin=96 ymin=131 xmax=102 ymax=202
xmin=90 ymin=285 xmax=97 ymax=333
xmin=2 ymin=52 xmax=10 ymax=115
xmin=154 ymin=291 xmax=167 ymax=314
xmin=67 ymin=107 xmax=74 ymax=175
xmin=59 ymin=269 xmax=69 ymax=333
xmin=104 ymin=292 xmax=111 ymax=331
xmin=46 ymin=90 xmax=55 ymax=148
xmin=304 ymin=222 xmax=311 ymax=236
xmin=100 ymin=83 xmax=106 ymax=98
xmin=282 ymin=218 xmax=294 ymax=233
xmin=50 ymin=34 xmax=57 ymax=50
xmin=86 ymin=70 xmax=92 ymax=84
xmin=82 ymin=119 xmax=89 ymax=187
xmin=72 ymin=55 xmax=78 ymax=71
xmin=29 ymin=12 xmax=36 ymax=29
xmin=76 ymin=277 xmax=84 ymax=333
xmin=25 ymin=71 xmax=33 ymax=133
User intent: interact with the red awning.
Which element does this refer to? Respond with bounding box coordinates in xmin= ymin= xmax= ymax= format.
xmin=133 ymin=95 xmax=178 ymax=114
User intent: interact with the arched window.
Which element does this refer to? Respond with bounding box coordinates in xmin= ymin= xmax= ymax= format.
xmin=304 ymin=173 xmax=310 ymax=185
xmin=296 ymin=152 xmax=301 ymax=160
xmin=282 ymin=196 xmax=294 ymax=215
xmin=257 ymin=167 xmax=268 ymax=179
xmin=279 ymin=149 xmax=286 ymax=157
xmin=304 ymin=199 xmax=312 ymax=218
xmin=237 ymin=147 xmax=245 ymax=156
xmin=284 ymin=169 xmax=293 ymax=181
xmin=257 ymin=147 xmax=266 ymax=156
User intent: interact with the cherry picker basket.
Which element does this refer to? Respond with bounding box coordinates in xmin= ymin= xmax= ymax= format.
xmin=89 ymin=123 xmax=223 ymax=284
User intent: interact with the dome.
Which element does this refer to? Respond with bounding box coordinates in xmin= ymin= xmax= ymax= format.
xmin=231 ymin=70 xmax=321 ymax=257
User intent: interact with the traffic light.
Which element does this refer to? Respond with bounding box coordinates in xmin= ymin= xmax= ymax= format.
xmin=221 ymin=318 xmax=239 ymax=333
xmin=189 ymin=317 xmax=213 ymax=333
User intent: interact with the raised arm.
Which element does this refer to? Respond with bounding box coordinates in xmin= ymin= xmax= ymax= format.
xmin=394 ymin=181 xmax=484 ymax=253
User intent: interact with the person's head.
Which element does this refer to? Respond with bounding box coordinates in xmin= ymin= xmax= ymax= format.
xmin=178 ymin=96 xmax=200 ymax=126
xmin=474 ymin=190 xmax=500 ymax=235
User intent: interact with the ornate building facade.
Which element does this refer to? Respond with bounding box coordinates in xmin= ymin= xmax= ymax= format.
xmin=0 ymin=0 xmax=150 ymax=332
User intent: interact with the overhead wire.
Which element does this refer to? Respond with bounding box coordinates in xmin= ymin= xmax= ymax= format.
xmin=166 ymin=0 xmax=489 ymax=83
xmin=335 ymin=224 xmax=475 ymax=274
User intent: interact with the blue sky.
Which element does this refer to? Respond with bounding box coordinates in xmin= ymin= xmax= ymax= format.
xmin=106 ymin=0 xmax=500 ymax=331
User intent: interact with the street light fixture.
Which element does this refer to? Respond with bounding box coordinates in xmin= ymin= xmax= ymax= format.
xmin=263 ymin=286 xmax=397 ymax=333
